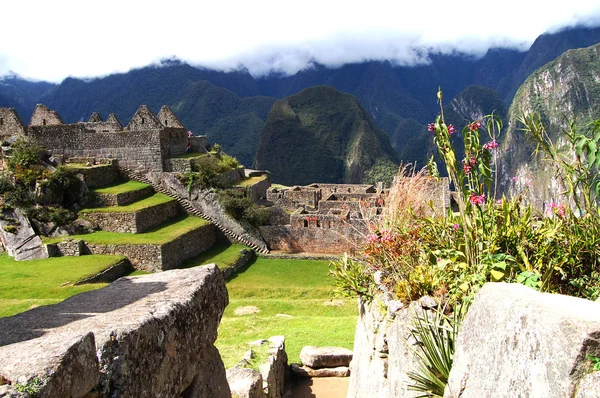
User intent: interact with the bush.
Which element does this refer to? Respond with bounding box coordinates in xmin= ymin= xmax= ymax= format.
xmin=6 ymin=136 xmax=44 ymax=171
xmin=217 ymin=189 xmax=268 ymax=227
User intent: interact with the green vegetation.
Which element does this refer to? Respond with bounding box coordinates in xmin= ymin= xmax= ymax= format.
xmin=179 ymin=243 xmax=248 ymax=270
xmin=44 ymin=215 xmax=208 ymax=245
xmin=217 ymin=189 xmax=269 ymax=227
xmin=178 ymin=153 xmax=241 ymax=191
xmin=93 ymin=180 xmax=149 ymax=195
xmin=216 ymin=257 xmax=357 ymax=368
xmin=0 ymin=253 xmax=126 ymax=318
xmin=254 ymin=86 xmax=399 ymax=185
xmin=80 ymin=192 xmax=173 ymax=213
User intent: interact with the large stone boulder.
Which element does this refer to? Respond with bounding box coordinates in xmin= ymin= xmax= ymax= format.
xmin=445 ymin=283 xmax=600 ymax=398
xmin=0 ymin=265 xmax=230 ymax=397
xmin=0 ymin=208 xmax=48 ymax=260
xmin=300 ymin=346 xmax=353 ymax=368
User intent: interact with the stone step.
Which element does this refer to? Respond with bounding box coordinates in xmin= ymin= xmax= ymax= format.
xmin=80 ymin=193 xmax=179 ymax=233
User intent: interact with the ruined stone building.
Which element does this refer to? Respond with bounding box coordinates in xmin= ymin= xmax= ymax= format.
xmin=0 ymin=104 xmax=207 ymax=172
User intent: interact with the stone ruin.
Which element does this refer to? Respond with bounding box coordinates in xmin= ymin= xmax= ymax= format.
xmin=261 ymin=180 xmax=450 ymax=254
xmin=0 ymin=104 xmax=208 ymax=172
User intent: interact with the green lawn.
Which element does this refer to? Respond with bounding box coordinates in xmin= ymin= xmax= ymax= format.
xmin=216 ymin=257 xmax=357 ymax=368
xmin=92 ymin=180 xmax=150 ymax=195
xmin=179 ymin=243 xmax=249 ymax=270
xmin=80 ymin=192 xmax=174 ymax=213
xmin=0 ymin=254 xmax=126 ymax=318
xmin=169 ymin=152 xmax=208 ymax=159
xmin=44 ymin=215 xmax=209 ymax=245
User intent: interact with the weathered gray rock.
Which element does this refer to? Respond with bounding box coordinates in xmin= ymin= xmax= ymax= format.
xmin=0 ymin=208 xmax=48 ymax=260
xmin=445 ymin=283 xmax=600 ymax=398
xmin=300 ymin=346 xmax=353 ymax=368
xmin=347 ymin=298 xmax=425 ymax=398
xmin=226 ymin=366 xmax=264 ymax=398
xmin=259 ymin=336 xmax=287 ymax=398
xmin=290 ymin=363 xmax=350 ymax=377
xmin=0 ymin=265 xmax=230 ymax=398
xmin=0 ymin=332 xmax=98 ymax=398
xmin=576 ymin=372 xmax=600 ymax=397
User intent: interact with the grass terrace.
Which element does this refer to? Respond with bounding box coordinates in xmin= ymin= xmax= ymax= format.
xmin=178 ymin=243 xmax=249 ymax=271
xmin=216 ymin=257 xmax=357 ymax=368
xmin=0 ymin=254 xmax=126 ymax=318
xmin=92 ymin=180 xmax=150 ymax=195
xmin=80 ymin=192 xmax=174 ymax=213
xmin=234 ymin=176 xmax=267 ymax=187
xmin=44 ymin=215 xmax=209 ymax=245
xmin=169 ymin=152 xmax=209 ymax=159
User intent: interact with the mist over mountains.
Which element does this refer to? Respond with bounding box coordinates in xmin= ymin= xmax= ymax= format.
xmin=2 ymin=25 xmax=600 ymax=183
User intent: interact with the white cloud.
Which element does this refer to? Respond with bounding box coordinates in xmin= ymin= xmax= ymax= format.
xmin=1 ymin=0 xmax=600 ymax=81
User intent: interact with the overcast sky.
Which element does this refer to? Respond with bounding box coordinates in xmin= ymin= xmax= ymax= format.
xmin=1 ymin=0 xmax=600 ymax=82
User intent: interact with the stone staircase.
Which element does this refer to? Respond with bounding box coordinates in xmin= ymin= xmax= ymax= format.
xmin=123 ymin=169 xmax=269 ymax=254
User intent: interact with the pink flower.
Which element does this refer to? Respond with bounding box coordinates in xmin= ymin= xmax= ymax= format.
xmin=483 ymin=140 xmax=499 ymax=150
xmin=545 ymin=202 xmax=566 ymax=217
xmin=448 ymin=124 xmax=455 ymax=134
xmin=511 ymin=176 xmax=519 ymax=182
xmin=469 ymin=156 xmax=477 ymax=165
xmin=452 ymin=223 xmax=460 ymax=230
xmin=469 ymin=121 xmax=482 ymax=131
xmin=366 ymin=234 xmax=378 ymax=243
xmin=469 ymin=193 xmax=486 ymax=205
xmin=462 ymin=159 xmax=472 ymax=174
xmin=428 ymin=123 xmax=436 ymax=132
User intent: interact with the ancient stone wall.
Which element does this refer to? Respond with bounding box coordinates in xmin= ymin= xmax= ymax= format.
xmin=0 ymin=265 xmax=231 ymax=398
xmin=163 ymin=157 xmax=193 ymax=172
xmin=248 ymin=175 xmax=271 ymax=202
xmin=95 ymin=185 xmax=153 ymax=207
xmin=190 ymin=135 xmax=208 ymax=152
xmin=81 ymin=200 xmax=179 ymax=233
xmin=81 ymin=120 xmax=123 ymax=133
xmin=29 ymin=104 xmax=63 ymax=126
xmin=69 ymin=161 xmax=121 ymax=188
xmin=267 ymin=188 xmax=321 ymax=211
xmin=309 ymin=183 xmax=376 ymax=196
xmin=259 ymin=223 xmax=364 ymax=254
xmin=219 ymin=167 xmax=246 ymax=186
xmin=159 ymin=127 xmax=189 ymax=157
xmin=82 ymin=224 xmax=217 ymax=272
xmin=0 ymin=108 xmax=25 ymax=141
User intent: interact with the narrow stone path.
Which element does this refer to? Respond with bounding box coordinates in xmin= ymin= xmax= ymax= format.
xmin=285 ymin=376 xmax=349 ymax=398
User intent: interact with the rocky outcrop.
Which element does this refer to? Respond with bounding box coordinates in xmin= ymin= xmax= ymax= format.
xmin=0 ymin=265 xmax=230 ymax=397
xmin=259 ymin=336 xmax=288 ymax=398
xmin=0 ymin=208 xmax=48 ymax=260
xmin=445 ymin=283 xmax=600 ymax=398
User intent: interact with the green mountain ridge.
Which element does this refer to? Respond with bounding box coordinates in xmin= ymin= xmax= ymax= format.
xmin=254 ymin=86 xmax=399 ymax=185
xmin=500 ymin=42 xmax=600 ymax=203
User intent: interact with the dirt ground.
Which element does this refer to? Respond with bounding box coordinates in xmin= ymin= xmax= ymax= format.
xmin=285 ymin=376 xmax=350 ymax=398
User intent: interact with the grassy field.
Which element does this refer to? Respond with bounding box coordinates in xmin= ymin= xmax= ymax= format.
xmin=44 ymin=215 xmax=209 ymax=245
xmin=0 ymin=254 xmax=125 ymax=318
xmin=216 ymin=257 xmax=357 ymax=368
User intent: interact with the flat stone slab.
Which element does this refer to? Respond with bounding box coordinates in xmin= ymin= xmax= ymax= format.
xmin=0 ymin=265 xmax=229 ymax=397
xmin=291 ymin=363 xmax=350 ymax=377
xmin=226 ymin=366 xmax=263 ymax=398
xmin=300 ymin=346 xmax=353 ymax=368
xmin=0 ymin=208 xmax=48 ymax=261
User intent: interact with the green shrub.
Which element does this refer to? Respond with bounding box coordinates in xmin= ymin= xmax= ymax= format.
xmin=6 ymin=136 xmax=44 ymax=171
xmin=217 ymin=189 xmax=268 ymax=227
xmin=27 ymin=206 xmax=77 ymax=226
